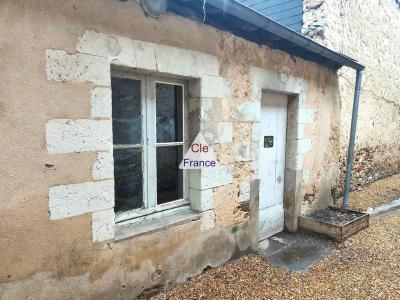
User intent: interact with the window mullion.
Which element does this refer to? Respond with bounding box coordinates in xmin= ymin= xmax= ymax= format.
xmin=145 ymin=75 xmax=157 ymax=208
xmin=141 ymin=76 xmax=149 ymax=209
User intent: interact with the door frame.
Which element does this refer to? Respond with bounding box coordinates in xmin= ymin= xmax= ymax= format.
xmin=250 ymin=67 xmax=310 ymax=233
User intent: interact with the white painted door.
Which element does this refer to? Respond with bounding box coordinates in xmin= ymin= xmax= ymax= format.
xmin=259 ymin=92 xmax=288 ymax=241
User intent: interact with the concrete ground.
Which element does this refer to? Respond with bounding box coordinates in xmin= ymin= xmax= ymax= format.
xmin=153 ymin=175 xmax=400 ymax=300
xmin=259 ymin=231 xmax=334 ymax=272
xmin=336 ymin=173 xmax=400 ymax=211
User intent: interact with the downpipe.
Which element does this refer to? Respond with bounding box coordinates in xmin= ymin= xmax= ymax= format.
xmin=342 ymin=70 xmax=363 ymax=208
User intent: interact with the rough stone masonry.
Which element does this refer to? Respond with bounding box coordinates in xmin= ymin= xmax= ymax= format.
xmin=302 ymin=0 xmax=400 ymax=193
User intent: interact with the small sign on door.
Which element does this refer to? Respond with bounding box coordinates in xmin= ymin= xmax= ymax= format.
xmin=264 ymin=136 xmax=274 ymax=148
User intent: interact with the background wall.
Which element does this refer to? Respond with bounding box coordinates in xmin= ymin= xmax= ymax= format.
xmin=303 ymin=0 xmax=400 ymax=194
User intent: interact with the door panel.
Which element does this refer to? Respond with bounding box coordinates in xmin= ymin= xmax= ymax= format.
xmin=259 ymin=204 xmax=284 ymax=241
xmin=259 ymin=92 xmax=288 ymax=240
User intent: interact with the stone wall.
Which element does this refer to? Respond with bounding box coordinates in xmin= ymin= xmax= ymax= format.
xmin=303 ymin=0 xmax=400 ymax=193
xmin=0 ymin=0 xmax=340 ymax=298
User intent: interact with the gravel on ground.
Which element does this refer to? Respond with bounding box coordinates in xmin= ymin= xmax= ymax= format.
xmin=153 ymin=174 xmax=400 ymax=300
xmin=153 ymin=213 xmax=400 ymax=299
xmin=336 ymin=174 xmax=400 ymax=210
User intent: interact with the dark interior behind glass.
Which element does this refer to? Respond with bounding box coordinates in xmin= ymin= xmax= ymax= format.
xmin=112 ymin=77 xmax=143 ymax=212
xmin=156 ymin=83 xmax=184 ymax=204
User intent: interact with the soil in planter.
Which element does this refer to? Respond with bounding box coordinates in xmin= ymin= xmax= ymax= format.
xmin=309 ymin=207 xmax=364 ymax=226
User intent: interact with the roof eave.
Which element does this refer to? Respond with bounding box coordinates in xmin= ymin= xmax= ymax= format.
xmin=168 ymin=0 xmax=364 ymax=71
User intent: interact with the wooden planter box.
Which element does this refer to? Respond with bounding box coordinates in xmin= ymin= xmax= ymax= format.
xmin=298 ymin=206 xmax=369 ymax=242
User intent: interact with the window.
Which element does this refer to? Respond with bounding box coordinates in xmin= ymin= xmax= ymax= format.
xmin=112 ymin=72 xmax=188 ymax=223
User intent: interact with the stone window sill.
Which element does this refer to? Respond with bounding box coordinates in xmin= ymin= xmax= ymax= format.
xmin=114 ymin=206 xmax=200 ymax=241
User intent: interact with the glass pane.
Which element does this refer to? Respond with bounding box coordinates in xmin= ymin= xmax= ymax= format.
xmin=112 ymin=77 xmax=142 ymax=145
xmin=114 ymin=147 xmax=143 ymax=212
xmin=157 ymin=146 xmax=183 ymax=204
xmin=156 ymin=83 xmax=183 ymax=143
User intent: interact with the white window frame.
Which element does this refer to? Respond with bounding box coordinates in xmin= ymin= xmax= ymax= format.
xmin=112 ymin=71 xmax=189 ymax=223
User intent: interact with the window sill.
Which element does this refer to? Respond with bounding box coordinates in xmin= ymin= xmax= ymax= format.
xmin=115 ymin=199 xmax=190 ymax=223
xmin=114 ymin=206 xmax=200 ymax=241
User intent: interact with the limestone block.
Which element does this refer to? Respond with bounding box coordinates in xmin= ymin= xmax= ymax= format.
xmin=285 ymin=136 xmax=298 ymax=154
xmin=235 ymin=142 xmax=258 ymax=162
xmin=215 ymin=122 xmax=233 ymax=143
xmin=298 ymin=108 xmax=315 ymax=124
xmin=46 ymin=119 xmax=112 ymax=154
xmin=303 ymin=169 xmax=310 ymax=183
xmin=93 ymin=150 xmax=114 ymax=180
xmin=298 ymin=139 xmax=312 ymax=154
xmin=190 ymin=188 xmax=213 ymax=211
xmin=250 ymin=68 xmax=307 ymax=97
xmin=212 ymin=98 xmax=232 ymax=121
xmin=77 ymin=30 xmax=136 ymax=67
xmin=110 ymin=36 xmax=137 ymax=67
xmin=250 ymin=160 xmax=259 ymax=172
xmin=200 ymin=98 xmax=213 ymax=120
xmin=49 ymin=180 xmax=114 ymax=220
xmin=237 ymin=101 xmax=260 ymax=122
xmin=201 ymin=121 xmax=233 ymax=144
xmin=298 ymin=94 xmax=306 ymax=108
xmin=200 ymin=210 xmax=215 ymax=231
xmin=155 ymin=44 xmax=190 ymax=75
xmin=199 ymin=98 xmax=232 ymax=122
xmin=190 ymin=76 xmax=231 ymax=98
xmin=239 ymin=181 xmax=250 ymax=203
xmin=193 ymin=54 xmax=220 ymax=77
xmin=45 ymin=49 xmax=110 ymax=86
xmin=189 ymin=165 xmax=233 ymax=190
xmin=251 ymin=85 xmax=262 ymax=103
xmin=251 ymin=122 xmax=260 ymax=142
xmin=287 ymin=123 xmax=304 ymax=140
xmin=132 ymin=40 xmax=157 ymax=71
xmin=286 ymin=152 xmax=304 ymax=171
xmin=154 ymin=44 xmax=219 ymax=77
xmin=91 ymin=87 xmax=112 ymax=119
xmin=92 ymin=209 xmax=115 ymax=242
xmin=77 ymin=30 xmax=121 ymax=57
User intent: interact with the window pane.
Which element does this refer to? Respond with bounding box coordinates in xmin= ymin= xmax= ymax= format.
xmin=157 ymin=146 xmax=183 ymax=204
xmin=114 ymin=147 xmax=143 ymax=212
xmin=156 ymin=83 xmax=183 ymax=143
xmin=112 ymin=77 xmax=142 ymax=145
